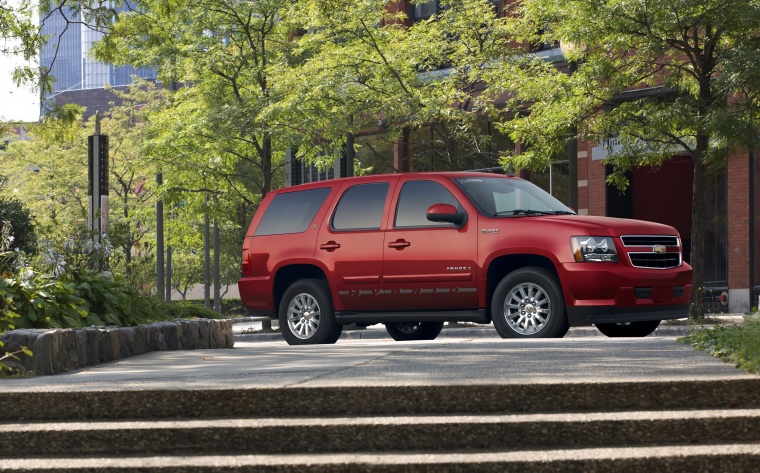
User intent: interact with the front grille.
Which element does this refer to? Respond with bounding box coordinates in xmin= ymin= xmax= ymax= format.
xmin=621 ymin=235 xmax=680 ymax=247
xmin=628 ymin=252 xmax=682 ymax=269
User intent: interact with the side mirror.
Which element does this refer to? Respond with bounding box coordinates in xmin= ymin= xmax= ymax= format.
xmin=426 ymin=203 xmax=466 ymax=227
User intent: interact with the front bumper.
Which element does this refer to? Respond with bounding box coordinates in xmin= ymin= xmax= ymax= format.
xmin=559 ymin=261 xmax=693 ymax=326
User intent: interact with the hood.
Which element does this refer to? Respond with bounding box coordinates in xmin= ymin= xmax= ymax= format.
xmin=534 ymin=215 xmax=680 ymax=237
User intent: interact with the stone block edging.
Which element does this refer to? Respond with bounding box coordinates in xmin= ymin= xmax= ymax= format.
xmin=1 ymin=319 xmax=234 ymax=376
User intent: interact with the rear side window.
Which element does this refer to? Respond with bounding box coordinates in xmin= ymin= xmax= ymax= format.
xmin=254 ymin=187 xmax=331 ymax=236
xmin=332 ymin=182 xmax=390 ymax=231
xmin=394 ymin=180 xmax=462 ymax=228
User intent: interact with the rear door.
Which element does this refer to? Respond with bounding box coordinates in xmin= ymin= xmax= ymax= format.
xmin=383 ymin=178 xmax=478 ymax=310
xmin=317 ymin=178 xmax=397 ymax=311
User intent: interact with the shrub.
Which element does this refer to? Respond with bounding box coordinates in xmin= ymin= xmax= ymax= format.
xmin=1 ymin=268 xmax=145 ymax=329
xmin=0 ymin=198 xmax=36 ymax=255
xmin=679 ymin=316 xmax=760 ymax=374
xmin=1 ymin=284 xmax=32 ymax=375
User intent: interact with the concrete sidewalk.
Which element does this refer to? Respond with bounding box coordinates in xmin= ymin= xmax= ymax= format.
xmin=1 ymin=335 xmax=753 ymax=393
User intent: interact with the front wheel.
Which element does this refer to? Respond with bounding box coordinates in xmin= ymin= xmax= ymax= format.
xmin=491 ymin=267 xmax=569 ymax=338
xmin=279 ymin=279 xmax=342 ymax=345
xmin=385 ymin=322 xmax=444 ymax=341
xmin=595 ymin=320 xmax=661 ymax=337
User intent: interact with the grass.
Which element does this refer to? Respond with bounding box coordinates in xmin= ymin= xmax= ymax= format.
xmin=678 ymin=313 xmax=760 ymax=374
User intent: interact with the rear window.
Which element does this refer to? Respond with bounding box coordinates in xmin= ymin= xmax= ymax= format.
xmin=254 ymin=187 xmax=331 ymax=236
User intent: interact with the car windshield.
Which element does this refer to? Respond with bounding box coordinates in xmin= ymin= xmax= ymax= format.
xmin=453 ymin=177 xmax=575 ymax=217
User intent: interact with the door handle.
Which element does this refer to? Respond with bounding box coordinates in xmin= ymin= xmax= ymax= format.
xmin=388 ymin=239 xmax=411 ymax=249
xmin=320 ymin=241 xmax=341 ymax=251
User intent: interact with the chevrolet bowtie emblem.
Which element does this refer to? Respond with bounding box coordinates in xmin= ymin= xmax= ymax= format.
xmin=653 ymin=245 xmax=666 ymax=254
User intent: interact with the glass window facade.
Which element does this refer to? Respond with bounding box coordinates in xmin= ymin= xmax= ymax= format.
xmin=408 ymin=119 xmax=513 ymax=172
xmin=411 ymin=0 xmax=440 ymax=22
xmin=526 ymin=160 xmax=571 ymax=206
xmin=40 ymin=0 xmax=156 ymax=97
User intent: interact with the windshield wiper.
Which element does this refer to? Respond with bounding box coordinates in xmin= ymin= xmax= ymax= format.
xmin=495 ymin=209 xmax=555 ymax=216
xmin=548 ymin=210 xmax=576 ymax=215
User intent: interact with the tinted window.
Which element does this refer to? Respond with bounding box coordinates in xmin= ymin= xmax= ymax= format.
xmin=395 ymin=180 xmax=462 ymax=228
xmin=254 ymin=187 xmax=331 ymax=236
xmin=332 ymin=183 xmax=389 ymax=231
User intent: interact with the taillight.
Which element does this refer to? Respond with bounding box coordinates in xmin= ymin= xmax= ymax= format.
xmin=241 ymin=239 xmax=251 ymax=277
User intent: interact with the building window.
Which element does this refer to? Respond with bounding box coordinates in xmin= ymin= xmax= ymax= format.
xmin=411 ymin=0 xmax=440 ymax=22
xmin=408 ymin=119 xmax=514 ymax=172
xmin=525 ymin=160 xmax=570 ymax=206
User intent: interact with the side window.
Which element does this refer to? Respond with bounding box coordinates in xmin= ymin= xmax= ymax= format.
xmin=394 ymin=180 xmax=463 ymax=228
xmin=254 ymin=188 xmax=331 ymax=236
xmin=332 ymin=182 xmax=390 ymax=231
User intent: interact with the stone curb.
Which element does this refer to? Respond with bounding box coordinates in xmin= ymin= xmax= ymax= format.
xmin=0 ymin=319 xmax=234 ymax=376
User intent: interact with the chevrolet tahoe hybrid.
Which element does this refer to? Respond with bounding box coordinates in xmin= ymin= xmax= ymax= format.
xmin=239 ymin=172 xmax=693 ymax=345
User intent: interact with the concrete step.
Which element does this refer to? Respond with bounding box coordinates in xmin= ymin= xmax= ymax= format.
xmin=3 ymin=444 xmax=760 ymax=472
xmin=2 ymin=409 xmax=760 ymax=457
xmin=4 ymin=378 xmax=760 ymax=422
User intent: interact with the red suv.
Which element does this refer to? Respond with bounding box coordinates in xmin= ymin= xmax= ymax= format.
xmin=239 ymin=172 xmax=692 ymax=345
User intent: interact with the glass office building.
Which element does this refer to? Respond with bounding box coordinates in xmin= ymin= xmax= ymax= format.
xmin=40 ymin=1 xmax=156 ymax=99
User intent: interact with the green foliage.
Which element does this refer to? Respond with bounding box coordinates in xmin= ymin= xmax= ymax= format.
xmin=679 ymin=316 xmax=760 ymax=374
xmin=0 ymin=267 xmax=147 ymax=329
xmin=154 ymin=300 xmax=224 ymax=322
xmin=0 ymin=197 xmax=36 ymax=255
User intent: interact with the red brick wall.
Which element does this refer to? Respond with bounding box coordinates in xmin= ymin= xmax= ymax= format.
xmin=576 ymin=141 xmax=589 ymax=214
xmin=727 ymin=151 xmax=751 ymax=289
xmin=586 ymin=142 xmax=607 ymax=216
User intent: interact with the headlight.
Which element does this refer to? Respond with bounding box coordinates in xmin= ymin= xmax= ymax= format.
xmin=571 ymin=236 xmax=619 ymax=262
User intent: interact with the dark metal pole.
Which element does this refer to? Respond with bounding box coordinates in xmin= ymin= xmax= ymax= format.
xmin=213 ymin=218 xmax=221 ymax=314
xmin=165 ymin=245 xmax=172 ymax=301
xmin=156 ymin=172 xmax=164 ymax=300
xmin=204 ymin=209 xmax=211 ymax=309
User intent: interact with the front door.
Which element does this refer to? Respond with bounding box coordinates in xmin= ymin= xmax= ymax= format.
xmin=383 ymin=179 xmax=478 ymax=310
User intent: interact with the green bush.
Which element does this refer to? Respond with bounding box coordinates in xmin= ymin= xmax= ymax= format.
xmin=0 ymin=197 xmax=37 ymax=256
xmin=679 ymin=316 xmax=760 ymax=374
xmin=183 ymin=298 xmax=245 ymax=317
xmin=1 ymin=269 xmax=145 ymax=329
xmin=1 ymin=287 xmax=31 ymax=375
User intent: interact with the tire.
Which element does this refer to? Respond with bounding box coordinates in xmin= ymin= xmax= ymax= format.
xmin=491 ymin=267 xmax=569 ymax=338
xmin=279 ymin=279 xmax=343 ymax=345
xmin=595 ymin=320 xmax=661 ymax=337
xmin=385 ymin=321 xmax=444 ymax=341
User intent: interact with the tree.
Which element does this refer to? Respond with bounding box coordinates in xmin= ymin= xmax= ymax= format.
xmin=270 ymin=0 xmax=513 ymax=170
xmin=0 ymin=83 xmax=165 ymax=287
xmin=490 ymin=0 xmax=760 ymax=319
xmin=100 ymin=81 xmax=168 ymax=280
xmin=1 ymin=0 xmax=42 ymax=91
xmin=93 ymin=0 xmax=294 ymax=238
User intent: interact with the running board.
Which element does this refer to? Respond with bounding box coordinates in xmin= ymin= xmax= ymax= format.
xmin=335 ymin=309 xmax=489 ymax=325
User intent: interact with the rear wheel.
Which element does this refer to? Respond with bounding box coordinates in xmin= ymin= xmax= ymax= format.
xmin=385 ymin=322 xmax=444 ymax=341
xmin=491 ymin=267 xmax=569 ymax=338
xmin=595 ymin=320 xmax=661 ymax=337
xmin=279 ymin=279 xmax=342 ymax=345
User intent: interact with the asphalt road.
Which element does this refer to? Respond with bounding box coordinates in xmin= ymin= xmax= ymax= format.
xmin=2 ymin=327 xmax=753 ymax=392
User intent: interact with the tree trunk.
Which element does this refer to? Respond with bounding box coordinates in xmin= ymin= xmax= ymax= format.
xmin=261 ymin=131 xmax=273 ymax=331
xmin=689 ymin=137 xmax=708 ymax=321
